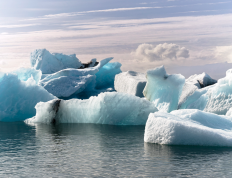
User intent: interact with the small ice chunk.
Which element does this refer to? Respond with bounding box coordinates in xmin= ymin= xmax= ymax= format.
xmin=0 ymin=73 xmax=56 ymax=122
xmin=144 ymin=109 xmax=232 ymax=146
xmin=115 ymin=71 xmax=146 ymax=97
xmin=143 ymin=66 xmax=185 ymax=112
xmin=25 ymin=92 xmax=158 ymax=125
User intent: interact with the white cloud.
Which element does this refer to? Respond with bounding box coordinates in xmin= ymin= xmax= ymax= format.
xmin=215 ymin=46 xmax=232 ymax=62
xmin=132 ymin=43 xmax=189 ymax=62
xmin=1 ymin=32 xmax=8 ymax=35
xmin=0 ymin=60 xmax=7 ymax=65
xmin=25 ymin=6 xmax=162 ymax=21
xmin=1 ymin=13 xmax=232 ymax=73
xmin=0 ymin=24 xmax=39 ymax=28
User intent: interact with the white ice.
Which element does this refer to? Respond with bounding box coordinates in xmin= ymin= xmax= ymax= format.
xmin=30 ymin=49 xmax=82 ymax=74
xmin=181 ymin=69 xmax=232 ymax=115
xmin=0 ymin=73 xmax=56 ymax=122
xmin=143 ymin=66 xmax=185 ymax=112
xmin=178 ymin=72 xmax=216 ymax=109
xmin=39 ymin=57 xmax=113 ymax=98
xmin=144 ymin=109 xmax=232 ymax=146
xmin=114 ymin=71 xmax=146 ymax=97
xmin=12 ymin=67 xmax=42 ymax=84
xmin=25 ymin=92 xmax=158 ymax=125
xmin=187 ymin=72 xmax=217 ymax=88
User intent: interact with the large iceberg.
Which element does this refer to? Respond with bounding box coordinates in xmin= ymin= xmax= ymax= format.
xmin=178 ymin=72 xmax=217 ymax=109
xmin=181 ymin=69 xmax=232 ymax=115
xmin=25 ymin=92 xmax=158 ymax=125
xmin=115 ymin=71 xmax=146 ymax=97
xmin=39 ymin=58 xmax=113 ymax=98
xmin=0 ymin=73 xmax=56 ymax=122
xmin=144 ymin=109 xmax=232 ymax=146
xmin=30 ymin=49 xmax=82 ymax=74
xmin=143 ymin=66 xmax=185 ymax=112
xmin=95 ymin=62 xmax=122 ymax=89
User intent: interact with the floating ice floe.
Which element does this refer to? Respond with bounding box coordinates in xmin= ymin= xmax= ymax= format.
xmin=0 ymin=73 xmax=56 ymax=122
xmin=25 ymin=92 xmax=158 ymax=125
xmin=181 ymin=69 xmax=232 ymax=115
xmin=38 ymin=57 xmax=114 ymax=98
xmin=30 ymin=49 xmax=83 ymax=74
xmin=178 ymin=72 xmax=217 ymax=109
xmin=143 ymin=66 xmax=185 ymax=112
xmin=114 ymin=71 xmax=146 ymax=97
xmin=144 ymin=109 xmax=232 ymax=146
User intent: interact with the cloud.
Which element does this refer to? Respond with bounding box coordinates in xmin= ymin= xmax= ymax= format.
xmin=132 ymin=43 xmax=189 ymax=62
xmin=0 ymin=32 xmax=8 ymax=35
xmin=215 ymin=46 xmax=232 ymax=62
xmin=0 ymin=24 xmax=39 ymax=28
xmin=24 ymin=6 xmax=162 ymax=21
xmin=0 ymin=60 xmax=7 ymax=65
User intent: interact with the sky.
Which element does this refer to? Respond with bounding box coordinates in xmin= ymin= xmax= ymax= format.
xmin=1 ymin=0 xmax=232 ymax=79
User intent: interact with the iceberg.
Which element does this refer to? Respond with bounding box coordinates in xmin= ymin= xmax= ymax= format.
xmin=0 ymin=73 xmax=56 ymax=122
xmin=39 ymin=58 xmax=113 ymax=98
xmin=95 ymin=62 xmax=122 ymax=89
xmin=30 ymin=49 xmax=82 ymax=74
xmin=181 ymin=69 xmax=232 ymax=115
xmin=144 ymin=109 xmax=232 ymax=146
xmin=143 ymin=66 xmax=185 ymax=112
xmin=187 ymin=72 xmax=217 ymax=88
xmin=25 ymin=92 xmax=158 ymax=125
xmin=114 ymin=71 xmax=146 ymax=97
xmin=12 ymin=67 xmax=42 ymax=84
xmin=178 ymin=73 xmax=217 ymax=109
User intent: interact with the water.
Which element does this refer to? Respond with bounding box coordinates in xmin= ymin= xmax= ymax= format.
xmin=1 ymin=122 xmax=232 ymax=177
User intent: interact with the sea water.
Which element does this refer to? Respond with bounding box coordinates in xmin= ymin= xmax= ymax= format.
xmin=0 ymin=122 xmax=232 ymax=177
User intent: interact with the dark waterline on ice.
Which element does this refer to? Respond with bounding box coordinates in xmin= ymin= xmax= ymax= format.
xmin=1 ymin=122 xmax=232 ymax=177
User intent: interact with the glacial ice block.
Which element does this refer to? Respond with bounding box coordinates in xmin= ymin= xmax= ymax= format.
xmin=12 ymin=67 xmax=42 ymax=84
xmin=178 ymin=73 xmax=217 ymax=109
xmin=187 ymin=72 xmax=217 ymax=87
xmin=30 ymin=49 xmax=82 ymax=74
xmin=40 ymin=73 xmax=96 ymax=98
xmin=114 ymin=71 xmax=146 ymax=97
xmin=95 ymin=62 xmax=122 ymax=89
xmin=181 ymin=69 xmax=232 ymax=115
xmin=143 ymin=66 xmax=185 ymax=112
xmin=0 ymin=73 xmax=56 ymax=122
xmin=25 ymin=92 xmax=158 ymax=125
xmin=144 ymin=109 xmax=232 ymax=146
xmin=53 ymin=53 xmax=82 ymax=69
xmin=39 ymin=57 xmax=113 ymax=98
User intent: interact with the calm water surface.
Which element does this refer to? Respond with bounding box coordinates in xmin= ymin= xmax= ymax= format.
xmin=0 ymin=122 xmax=232 ymax=177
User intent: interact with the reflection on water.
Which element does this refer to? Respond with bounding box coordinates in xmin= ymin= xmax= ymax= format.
xmin=0 ymin=122 xmax=232 ymax=177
